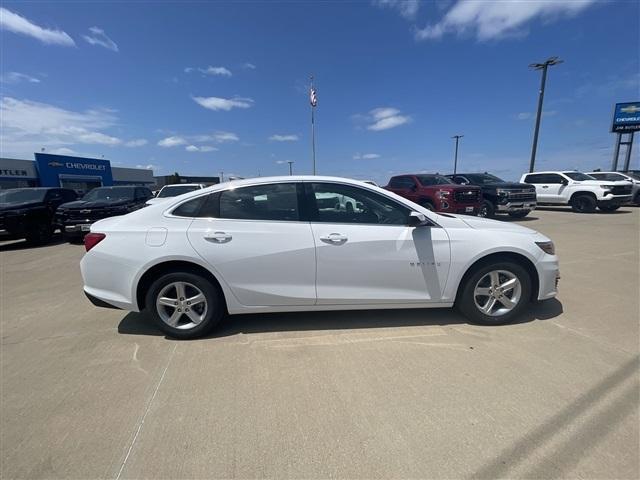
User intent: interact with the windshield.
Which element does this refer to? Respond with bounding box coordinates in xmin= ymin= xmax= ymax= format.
xmin=591 ymin=173 xmax=626 ymax=181
xmin=464 ymin=173 xmax=505 ymax=184
xmin=157 ymin=185 xmax=201 ymax=198
xmin=416 ymin=175 xmax=454 ymax=186
xmin=0 ymin=189 xmax=47 ymax=204
xmin=564 ymin=172 xmax=594 ymax=181
xmin=626 ymin=172 xmax=640 ymax=181
xmin=82 ymin=187 xmax=135 ymax=201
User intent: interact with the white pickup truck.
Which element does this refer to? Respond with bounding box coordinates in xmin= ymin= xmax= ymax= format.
xmin=520 ymin=171 xmax=633 ymax=213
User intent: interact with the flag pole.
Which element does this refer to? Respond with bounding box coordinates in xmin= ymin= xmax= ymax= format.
xmin=310 ymin=75 xmax=317 ymax=175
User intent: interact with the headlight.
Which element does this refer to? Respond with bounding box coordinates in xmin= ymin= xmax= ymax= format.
xmin=436 ymin=190 xmax=450 ymax=199
xmin=535 ymin=241 xmax=555 ymax=255
xmin=600 ymin=185 xmax=616 ymax=189
xmin=496 ymin=188 xmax=509 ymax=196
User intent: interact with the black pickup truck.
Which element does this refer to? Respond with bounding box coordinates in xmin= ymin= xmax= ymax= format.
xmin=446 ymin=173 xmax=537 ymax=218
xmin=0 ymin=188 xmax=78 ymax=244
xmin=56 ymin=185 xmax=153 ymax=241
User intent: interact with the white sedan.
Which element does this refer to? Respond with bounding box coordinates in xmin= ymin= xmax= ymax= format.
xmin=81 ymin=176 xmax=560 ymax=339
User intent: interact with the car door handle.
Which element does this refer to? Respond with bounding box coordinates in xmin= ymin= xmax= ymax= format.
xmin=204 ymin=231 xmax=232 ymax=243
xmin=541 ymin=185 xmax=549 ymax=188
xmin=319 ymin=233 xmax=348 ymax=244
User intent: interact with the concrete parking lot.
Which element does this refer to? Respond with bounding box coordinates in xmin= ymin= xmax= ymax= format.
xmin=1 ymin=208 xmax=638 ymax=479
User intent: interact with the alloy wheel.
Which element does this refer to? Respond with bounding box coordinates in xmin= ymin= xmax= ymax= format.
xmin=155 ymin=281 xmax=208 ymax=330
xmin=473 ymin=270 xmax=522 ymax=317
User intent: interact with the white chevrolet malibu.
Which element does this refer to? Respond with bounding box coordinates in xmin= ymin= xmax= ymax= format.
xmin=81 ymin=177 xmax=560 ymax=339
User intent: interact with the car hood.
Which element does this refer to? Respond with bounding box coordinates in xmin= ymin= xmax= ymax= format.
xmin=570 ymin=180 xmax=630 ymax=187
xmin=0 ymin=201 xmax=44 ymax=212
xmin=59 ymin=199 xmax=132 ymax=209
xmin=457 ymin=215 xmax=537 ymax=234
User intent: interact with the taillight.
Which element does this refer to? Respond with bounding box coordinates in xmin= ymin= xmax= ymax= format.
xmin=84 ymin=233 xmax=106 ymax=252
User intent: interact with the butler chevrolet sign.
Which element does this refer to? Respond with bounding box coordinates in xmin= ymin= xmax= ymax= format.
xmin=611 ymin=102 xmax=640 ymax=133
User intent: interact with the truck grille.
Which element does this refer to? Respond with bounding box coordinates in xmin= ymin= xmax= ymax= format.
xmin=58 ymin=209 xmax=110 ymax=223
xmin=507 ymin=190 xmax=536 ymax=201
xmin=611 ymin=185 xmax=632 ymax=195
xmin=454 ymin=190 xmax=480 ymax=203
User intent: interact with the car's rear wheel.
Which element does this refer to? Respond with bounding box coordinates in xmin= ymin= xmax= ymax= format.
xmin=478 ymin=200 xmax=495 ymax=218
xmin=145 ymin=272 xmax=224 ymax=339
xmin=25 ymin=222 xmax=53 ymax=245
xmin=420 ymin=200 xmax=435 ymax=211
xmin=457 ymin=261 xmax=532 ymax=325
xmin=570 ymin=194 xmax=597 ymax=213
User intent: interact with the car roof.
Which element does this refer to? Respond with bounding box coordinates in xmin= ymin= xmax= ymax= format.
xmin=162 ymin=183 xmax=204 ymax=187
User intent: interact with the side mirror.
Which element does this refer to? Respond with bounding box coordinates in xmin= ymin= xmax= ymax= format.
xmin=408 ymin=211 xmax=430 ymax=227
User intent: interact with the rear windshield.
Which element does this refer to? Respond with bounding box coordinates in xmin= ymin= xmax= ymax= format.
xmin=83 ymin=187 xmax=135 ymax=201
xmin=0 ymin=189 xmax=47 ymax=204
xmin=157 ymin=185 xmax=201 ymax=198
xmin=416 ymin=175 xmax=454 ymax=186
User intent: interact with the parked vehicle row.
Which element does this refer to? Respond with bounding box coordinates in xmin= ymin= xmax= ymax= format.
xmin=80 ymin=176 xmax=561 ymax=339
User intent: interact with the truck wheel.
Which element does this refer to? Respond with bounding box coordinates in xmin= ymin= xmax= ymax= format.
xmin=420 ymin=200 xmax=435 ymax=211
xmin=633 ymin=192 xmax=640 ymax=206
xmin=145 ymin=271 xmax=224 ymax=339
xmin=570 ymin=194 xmax=597 ymax=213
xmin=457 ymin=261 xmax=532 ymax=326
xmin=508 ymin=211 xmax=530 ymax=219
xmin=478 ymin=200 xmax=495 ymax=218
xmin=25 ymin=222 xmax=53 ymax=245
xmin=597 ymin=204 xmax=620 ymax=212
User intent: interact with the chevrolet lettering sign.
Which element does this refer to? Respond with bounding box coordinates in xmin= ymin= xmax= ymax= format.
xmin=611 ymin=101 xmax=640 ymax=133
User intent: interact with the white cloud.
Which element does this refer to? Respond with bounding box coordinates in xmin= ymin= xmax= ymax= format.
xmin=186 ymin=144 xmax=218 ymax=152
xmin=0 ymin=97 xmax=122 ymax=156
xmin=242 ymin=62 xmax=256 ymax=70
xmin=365 ymin=107 xmax=411 ymax=131
xmin=192 ymin=96 xmax=254 ymax=111
xmin=158 ymin=136 xmax=187 ymax=147
xmin=135 ymin=164 xmax=158 ymax=171
xmin=269 ymin=134 xmax=299 ymax=142
xmin=200 ymin=66 xmax=232 ymax=76
xmin=354 ymin=153 xmax=381 ymax=160
xmin=124 ymin=138 xmax=148 ymax=147
xmin=213 ymin=131 xmax=239 ymax=142
xmin=373 ymin=0 xmax=420 ymax=20
xmin=50 ymin=147 xmax=77 ymax=155
xmin=0 ymin=72 xmax=40 ymax=84
xmin=0 ymin=7 xmax=75 ymax=46
xmin=82 ymin=26 xmax=118 ymax=52
xmin=516 ymin=110 xmax=558 ymax=120
xmin=517 ymin=112 xmax=532 ymax=120
xmin=415 ymin=0 xmax=597 ymax=41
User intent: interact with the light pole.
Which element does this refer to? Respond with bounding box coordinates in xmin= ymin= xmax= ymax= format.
xmin=528 ymin=56 xmax=563 ymax=173
xmin=452 ymin=135 xmax=463 ymax=175
xmin=287 ymin=161 xmax=294 ymax=176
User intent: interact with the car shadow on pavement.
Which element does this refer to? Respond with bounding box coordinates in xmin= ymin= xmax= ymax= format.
xmin=535 ymin=206 xmax=633 ymax=215
xmin=0 ymin=234 xmax=68 ymax=252
xmin=497 ymin=215 xmax=539 ymax=223
xmin=118 ymin=298 xmax=563 ymax=339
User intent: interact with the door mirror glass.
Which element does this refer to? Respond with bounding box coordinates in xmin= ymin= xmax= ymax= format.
xmin=408 ymin=211 xmax=429 ymax=227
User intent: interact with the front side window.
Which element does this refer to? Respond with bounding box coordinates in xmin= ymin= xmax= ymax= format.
xmin=307 ymin=183 xmax=410 ymax=225
xmin=219 ymin=183 xmax=299 ymax=221
xmin=415 ymin=175 xmax=453 ymax=186
xmin=0 ymin=189 xmax=47 ymax=204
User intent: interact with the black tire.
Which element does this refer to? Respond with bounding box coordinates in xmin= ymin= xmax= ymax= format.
xmin=420 ymin=200 xmax=435 ymax=211
xmin=508 ymin=210 xmax=530 ymax=219
xmin=25 ymin=222 xmax=53 ymax=245
xmin=478 ymin=200 xmax=495 ymax=218
xmin=457 ymin=261 xmax=532 ymax=326
xmin=597 ymin=204 xmax=620 ymax=212
xmin=570 ymin=194 xmax=597 ymax=213
xmin=145 ymin=271 xmax=224 ymax=339
xmin=634 ymin=193 xmax=640 ymax=206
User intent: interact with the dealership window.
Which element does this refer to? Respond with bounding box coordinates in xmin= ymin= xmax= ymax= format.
xmin=219 ymin=183 xmax=299 ymax=221
xmin=0 ymin=178 xmax=38 ymax=190
xmin=307 ymin=183 xmax=410 ymax=225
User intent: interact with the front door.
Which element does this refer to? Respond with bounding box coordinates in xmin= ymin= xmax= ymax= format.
xmin=187 ymin=183 xmax=317 ymax=306
xmin=305 ymin=182 xmax=451 ymax=305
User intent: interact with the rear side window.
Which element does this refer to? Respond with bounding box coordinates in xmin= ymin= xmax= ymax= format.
xmin=172 ymin=196 xmax=207 ymax=217
xmin=219 ymin=183 xmax=299 ymax=221
xmin=389 ymin=176 xmax=415 ymax=189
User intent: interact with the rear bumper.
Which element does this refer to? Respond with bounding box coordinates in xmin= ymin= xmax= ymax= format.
xmin=84 ymin=290 xmax=122 ymax=309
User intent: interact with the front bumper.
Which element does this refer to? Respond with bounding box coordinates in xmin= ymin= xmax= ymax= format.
xmin=436 ymin=200 xmax=480 ymax=215
xmin=537 ymin=255 xmax=560 ymax=300
xmin=497 ymin=201 xmax=537 ymax=212
xmin=599 ymin=194 xmax=632 ymax=205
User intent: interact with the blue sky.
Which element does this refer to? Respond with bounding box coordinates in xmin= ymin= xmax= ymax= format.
xmin=1 ymin=0 xmax=639 ymax=183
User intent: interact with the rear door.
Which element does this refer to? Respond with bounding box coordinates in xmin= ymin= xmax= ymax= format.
xmin=524 ymin=174 xmax=560 ymax=202
xmin=186 ymin=182 xmax=317 ymax=306
xmin=305 ymin=182 xmax=450 ymax=305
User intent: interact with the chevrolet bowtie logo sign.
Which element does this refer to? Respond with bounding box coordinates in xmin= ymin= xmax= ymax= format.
xmin=80 ymin=209 xmax=92 ymax=214
xmin=620 ymin=105 xmax=640 ymax=114
xmin=48 ymin=161 xmax=64 ymax=168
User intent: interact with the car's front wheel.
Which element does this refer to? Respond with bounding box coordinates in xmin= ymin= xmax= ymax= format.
xmin=508 ymin=210 xmax=530 ymax=219
xmin=597 ymin=203 xmax=620 ymax=212
xmin=145 ymin=272 xmax=224 ymax=339
xmin=478 ymin=200 xmax=495 ymax=218
xmin=457 ymin=261 xmax=532 ymax=325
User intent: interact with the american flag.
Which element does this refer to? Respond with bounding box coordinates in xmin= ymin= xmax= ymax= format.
xmin=309 ymin=86 xmax=317 ymax=107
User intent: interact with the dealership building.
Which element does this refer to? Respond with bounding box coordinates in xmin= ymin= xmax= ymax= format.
xmin=0 ymin=153 xmax=155 ymax=192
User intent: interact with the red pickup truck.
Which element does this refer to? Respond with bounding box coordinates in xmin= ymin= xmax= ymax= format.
xmin=385 ymin=174 xmax=482 ymax=215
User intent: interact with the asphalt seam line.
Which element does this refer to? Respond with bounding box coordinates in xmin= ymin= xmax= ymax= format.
xmin=116 ymin=342 xmax=177 ymax=480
